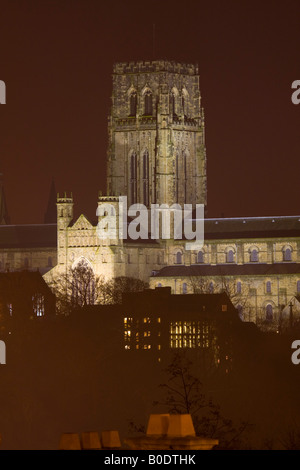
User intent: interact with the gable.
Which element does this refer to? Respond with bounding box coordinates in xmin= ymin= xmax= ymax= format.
xmin=70 ymin=214 xmax=94 ymax=231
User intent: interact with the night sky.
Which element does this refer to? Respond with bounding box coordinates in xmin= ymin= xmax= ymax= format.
xmin=0 ymin=0 xmax=299 ymax=225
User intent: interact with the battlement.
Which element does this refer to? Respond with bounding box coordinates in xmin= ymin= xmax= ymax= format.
xmin=113 ymin=61 xmax=199 ymax=76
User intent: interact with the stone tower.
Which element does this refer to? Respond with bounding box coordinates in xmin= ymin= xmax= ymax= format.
xmin=107 ymin=61 xmax=207 ymax=209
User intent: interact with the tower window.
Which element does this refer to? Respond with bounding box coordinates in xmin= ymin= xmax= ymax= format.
xmin=170 ymin=93 xmax=176 ymax=116
xmin=130 ymin=152 xmax=137 ymax=205
xmin=144 ymin=92 xmax=153 ymax=115
xmin=129 ymin=92 xmax=137 ymax=116
xmin=143 ymin=150 xmax=149 ymax=207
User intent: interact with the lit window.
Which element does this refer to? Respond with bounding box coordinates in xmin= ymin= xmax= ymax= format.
xmin=32 ymin=293 xmax=44 ymax=317
xmin=222 ymin=304 xmax=227 ymax=312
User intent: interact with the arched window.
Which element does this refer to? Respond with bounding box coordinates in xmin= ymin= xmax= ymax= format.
xmin=130 ymin=152 xmax=137 ymax=205
xmin=175 ymin=252 xmax=182 ymax=264
xmin=297 ymin=280 xmax=300 ymax=293
xmin=226 ymin=249 xmax=234 ymax=263
xmin=266 ymin=304 xmax=273 ymax=321
xmin=266 ymin=281 xmax=272 ymax=293
xmin=183 ymin=150 xmax=187 ymax=203
xmin=143 ymin=150 xmax=149 ymax=207
xmin=197 ymin=251 xmax=204 ymax=264
xmin=144 ymin=92 xmax=153 ymax=115
xmin=130 ymin=92 xmax=137 ymax=116
xmin=182 ymin=283 xmax=187 ymax=294
xmin=250 ymin=248 xmax=259 ymax=262
xmin=175 ymin=153 xmax=179 ymax=203
xmin=209 ymin=282 xmax=214 ymax=294
xmin=170 ymin=93 xmax=176 ymax=116
xmin=236 ymin=281 xmax=242 ymax=294
xmin=237 ymin=305 xmax=243 ymax=320
xmin=283 ymin=247 xmax=292 ymax=261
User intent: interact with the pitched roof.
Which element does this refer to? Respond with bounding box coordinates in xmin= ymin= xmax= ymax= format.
xmin=152 ymin=263 xmax=300 ymax=278
xmin=0 ymin=224 xmax=57 ymax=248
xmin=203 ymin=216 xmax=300 ymax=240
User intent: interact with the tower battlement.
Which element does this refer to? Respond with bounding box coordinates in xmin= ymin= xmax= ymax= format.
xmin=113 ymin=61 xmax=199 ymax=76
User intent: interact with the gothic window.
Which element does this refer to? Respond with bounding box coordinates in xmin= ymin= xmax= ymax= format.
xmin=175 ymin=153 xmax=179 ymax=203
xmin=129 ymin=92 xmax=137 ymax=116
xmin=183 ymin=150 xmax=187 ymax=203
xmin=197 ymin=251 xmax=204 ymax=264
xmin=130 ymin=152 xmax=137 ymax=205
xmin=266 ymin=281 xmax=272 ymax=293
xmin=283 ymin=247 xmax=292 ymax=261
xmin=143 ymin=150 xmax=149 ymax=207
xmin=144 ymin=92 xmax=153 ymax=115
xmin=170 ymin=93 xmax=176 ymax=116
xmin=250 ymin=248 xmax=259 ymax=262
xmin=237 ymin=305 xmax=243 ymax=320
xmin=226 ymin=249 xmax=234 ymax=263
xmin=236 ymin=281 xmax=242 ymax=294
xmin=182 ymin=283 xmax=187 ymax=294
xmin=175 ymin=252 xmax=182 ymax=264
xmin=266 ymin=304 xmax=273 ymax=321
xmin=32 ymin=293 xmax=45 ymax=317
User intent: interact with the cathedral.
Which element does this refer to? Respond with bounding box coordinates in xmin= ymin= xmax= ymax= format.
xmin=1 ymin=60 xmax=300 ymax=327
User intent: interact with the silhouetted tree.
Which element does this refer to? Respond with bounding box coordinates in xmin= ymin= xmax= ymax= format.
xmin=154 ymin=352 xmax=253 ymax=449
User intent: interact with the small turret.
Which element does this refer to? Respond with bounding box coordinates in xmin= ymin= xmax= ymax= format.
xmin=57 ymin=192 xmax=74 ymax=230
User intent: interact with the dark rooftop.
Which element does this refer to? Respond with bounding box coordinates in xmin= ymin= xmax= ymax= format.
xmin=152 ymin=263 xmax=300 ymax=278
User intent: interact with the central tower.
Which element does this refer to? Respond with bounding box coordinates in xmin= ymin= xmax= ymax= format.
xmin=107 ymin=60 xmax=207 ymax=208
